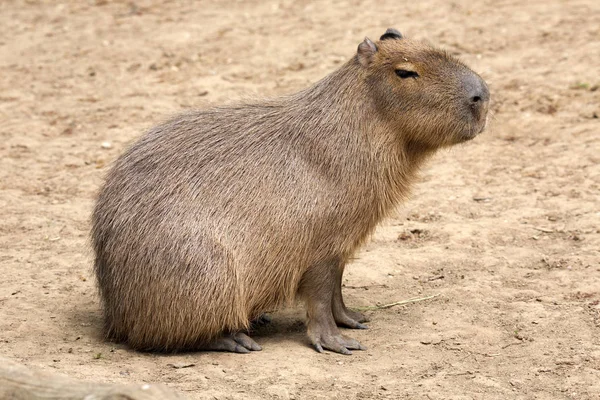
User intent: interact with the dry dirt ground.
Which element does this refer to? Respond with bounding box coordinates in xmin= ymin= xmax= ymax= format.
xmin=1 ymin=0 xmax=599 ymax=399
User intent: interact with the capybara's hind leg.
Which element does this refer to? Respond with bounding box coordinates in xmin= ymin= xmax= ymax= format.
xmin=332 ymin=263 xmax=369 ymax=329
xmin=299 ymin=259 xmax=366 ymax=355
xmin=203 ymin=332 xmax=262 ymax=354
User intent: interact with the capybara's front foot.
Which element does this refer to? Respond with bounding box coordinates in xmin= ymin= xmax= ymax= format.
xmin=204 ymin=332 xmax=262 ymax=354
xmin=307 ymin=317 xmax=366 ymax=355
xmin=346 ymin=308 xmax=370 ymax=324
xmin=332 ymin=304 xmax=369 ymax=329
xmin=332 ymin=271 xmax=370 ymax=328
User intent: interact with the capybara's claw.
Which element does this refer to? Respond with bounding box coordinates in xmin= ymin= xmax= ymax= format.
xmin=333 ymin=304 xmax=370 ymax=329
xmin=317 ymin=335 xmax=354 ymax=355
xmin=308 ymin=325 xmax=365 ymax=355
xmin=347 ymin=309 xmax=370 ymax=323
xmin=204 ymin=333 xmax=261 ymax=353
xmin=250 ymin=313 xmax=272 ymax=328
xmin=334 ymin=312 xmax=369 ymax=330
xmin=233 ymin=332 xmax=262 ymax=351
xmin=312 ymin=336 xmax=352 ymax=355
xmin=314 ymin=343 xmax=325 ymax=353
xmin=340 ymin=334 xmax=366 ymax=351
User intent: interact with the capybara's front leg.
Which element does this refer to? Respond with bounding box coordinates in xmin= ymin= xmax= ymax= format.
xmin=332 ymin=264 xmax=369 ymax=329
xmin=299 ymin=260 xmax=366 ymax=355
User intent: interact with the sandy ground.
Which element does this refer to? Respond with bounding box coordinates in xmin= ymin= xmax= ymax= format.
xmin=1 ymin=0 xmax=599 ymax=399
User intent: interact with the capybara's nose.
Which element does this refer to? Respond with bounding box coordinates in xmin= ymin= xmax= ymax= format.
xmin=464 ymin=73 xmax=490 ymax=116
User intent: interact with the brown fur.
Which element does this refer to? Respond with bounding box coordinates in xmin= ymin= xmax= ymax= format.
xmin=92 ymin=30 xmax=489 ymax=352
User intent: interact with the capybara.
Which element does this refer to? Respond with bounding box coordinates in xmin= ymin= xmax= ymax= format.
xmin=92 ymin=28 xmax=490 ymax=355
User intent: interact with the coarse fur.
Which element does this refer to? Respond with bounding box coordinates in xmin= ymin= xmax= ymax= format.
xmin=92 ymin=30 xmax=489 ymax=352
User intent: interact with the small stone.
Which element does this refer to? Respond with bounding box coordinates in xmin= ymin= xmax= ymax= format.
xmin=167 ymin=362 xmax=195 ymax=369
xmin=555 ymin=359 xmax=576 ymax=365
xmin=473 ymin=196 xmax=492 ymax=202
xmin=101 ymin=141 xmax=112 ymax=149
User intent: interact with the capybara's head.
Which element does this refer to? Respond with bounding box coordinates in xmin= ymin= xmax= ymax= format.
xmin=357 ymin=28 xmax=490 ymax=148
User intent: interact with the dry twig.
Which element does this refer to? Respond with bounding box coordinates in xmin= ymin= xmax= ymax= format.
xmin=354 ymin=293 xmax=440 ymax=311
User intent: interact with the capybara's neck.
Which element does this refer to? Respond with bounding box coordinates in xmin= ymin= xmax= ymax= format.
xmin=279 ymin=58 xmax=436 ymax=215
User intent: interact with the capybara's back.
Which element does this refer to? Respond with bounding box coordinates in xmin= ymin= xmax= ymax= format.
xmin=92 ymin=29 xmax=489 ymax=354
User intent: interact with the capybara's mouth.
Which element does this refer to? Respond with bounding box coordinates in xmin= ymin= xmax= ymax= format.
xmin=478 ymin=116 xmax=488 ymax=134
xmin=459 ymin=118 xmax=487 ymax=142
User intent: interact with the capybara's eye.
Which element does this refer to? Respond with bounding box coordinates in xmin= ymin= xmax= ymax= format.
xmin=395 ymin=69 xmax=419 ymax=79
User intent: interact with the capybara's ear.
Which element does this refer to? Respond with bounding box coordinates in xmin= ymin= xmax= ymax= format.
xmin=357 ymin=37 xmax=377 ymax=66
xmin=380 ymin=28 xmax=403 ymax=41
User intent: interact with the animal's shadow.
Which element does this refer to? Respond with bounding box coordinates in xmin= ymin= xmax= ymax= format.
xmin=69 ymin=305 xmax=309 ymax=355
